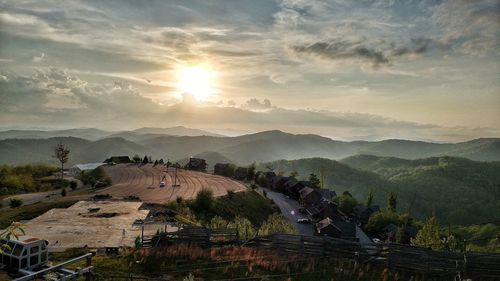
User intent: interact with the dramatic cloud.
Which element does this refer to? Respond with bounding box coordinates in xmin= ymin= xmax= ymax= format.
xmin=1 ymin=68 xmax=497 ymax=141
xmin=0 ymin=0 xmax=498 ymax=139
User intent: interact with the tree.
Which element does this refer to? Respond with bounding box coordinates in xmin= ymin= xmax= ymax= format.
xmin=388 ymin=192 xmax=397 ymax=212
xmin=158 ymin=158 xmax=164 ymax=164
xmin=247 ymin=162 xmax=256 ymax=181
xmin=142 ymin=155 xmax=149 ymax=164
xmin=336 ymin=194 xmax=358 ymax=214
xmin=366 ymin=189 xmax=374 ymax=206
xmin=308 ymin=173 xmax=320 ymax=188
xmin=411 ymin=214 xmax=442 ymax=250
xmin=133 ymin=154 xmax=141 ymax=163
xmin=61 ymin=188 xmax=67 ymax=197
xmin=53 ymin=142 xmax=70 ymax=188
xmin=70 ymin=180 xmax=77 ymax=190
xmin=154 ymin=160 xmax=158 ymax=166
xmin=319 ymin=166 xmax=327 ymax=188
xmin=194 ymin=188 xmax=214 ymax=213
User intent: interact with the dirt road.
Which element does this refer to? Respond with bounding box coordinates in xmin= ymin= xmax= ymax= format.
xmin=98 ymin=164 xmax=246 ymax=203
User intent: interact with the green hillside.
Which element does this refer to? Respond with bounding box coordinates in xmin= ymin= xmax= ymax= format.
xmin=260 ymin=156 xmax=500 ymax=225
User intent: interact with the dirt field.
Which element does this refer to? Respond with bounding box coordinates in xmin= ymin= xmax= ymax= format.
xmin=99 ymin=164 xmax=246 ymax=203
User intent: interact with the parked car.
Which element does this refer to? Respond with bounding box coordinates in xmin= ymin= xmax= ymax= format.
xmin=94 ymin=180 xmax=107 ymax=188
xmin=297 ymin=218 xmax=311 ymax=224
xmin=159 ymin=181 xmax=165 ymax=187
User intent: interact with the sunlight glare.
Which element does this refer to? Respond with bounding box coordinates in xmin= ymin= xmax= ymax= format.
xmin=177 ymin=65 xmax=214 ymax=101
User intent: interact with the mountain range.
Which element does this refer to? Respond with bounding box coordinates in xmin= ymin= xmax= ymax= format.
xmin=0 ymin=129 xmax=499 ymax=166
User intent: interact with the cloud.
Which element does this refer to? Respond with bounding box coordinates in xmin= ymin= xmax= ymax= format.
xmin=32 ymin=52 xmax=46 ymax=63
xmin=291 ymin=37 xmax=445 ymax=68
xmin=1 ymin=68 xmax=497 ymax=142
xmin=241 ymin=98 xmax=274 ymax=110
xmin=431 ymin=0 xmax=500 ymax=55
xmin=292 ymin=41 xmax=389 ymax=68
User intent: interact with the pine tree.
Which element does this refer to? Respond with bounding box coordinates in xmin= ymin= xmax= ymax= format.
xmin=308 ymin=173 xmax=321 ymax=188
xmin=388 ymin=192 xmax=397 ymax=212
xmin=366 ymin=189 xmax=374 ymax=206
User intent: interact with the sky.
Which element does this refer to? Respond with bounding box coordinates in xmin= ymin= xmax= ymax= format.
xmin=0 ymin=0 xmax=499 ymax=141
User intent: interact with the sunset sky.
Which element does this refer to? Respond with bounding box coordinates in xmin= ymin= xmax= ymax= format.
xmin=0 ymin=0 xmax=499 ymax=141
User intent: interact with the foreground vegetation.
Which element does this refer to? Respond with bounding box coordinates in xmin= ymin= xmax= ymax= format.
xmin=166 ymin=189 xmax=296 ymax=239
xmin=52 ymin=245 xmax=420 ymax=281
xmin=0 ymin=164 xmax=68 ymax=195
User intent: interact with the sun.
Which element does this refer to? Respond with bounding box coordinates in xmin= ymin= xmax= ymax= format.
xmin=177 ymin=65 xmax=214 ymax=101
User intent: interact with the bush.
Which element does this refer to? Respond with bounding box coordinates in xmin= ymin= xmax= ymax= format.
xmin=193 ymin=188 xmax=214 ymax=213
xmin=79 ymin=166 xmax=111 ymax=187
xmin=61 ymin=188 xmax=67 ymax=197
xmin=176 ymin=196 xmax=183 ymax=204
xmin=70 ymin=181 xmax=78 ymax=190
xmin=9 ymin=198 xmax=23 ymax=208
xmin=365 ymin=209 xmax=412 ymax=238
xmin=227 ymin=189 xmax=235 ymax=198
xmin=335 ymin=193 xmax=358 ymax=214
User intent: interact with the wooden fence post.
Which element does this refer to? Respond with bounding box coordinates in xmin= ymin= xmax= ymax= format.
xmin=85 ymin=254 xmax=92 ymax=281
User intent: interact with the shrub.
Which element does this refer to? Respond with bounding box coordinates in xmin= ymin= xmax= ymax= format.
xmin=259 ymin=214 xmax=297 ymax=235
xmin=176 ymin=196 xmax=183 ymax=205
xmin=9 ymin=198 xmax=22 ymax=208
xmin=227 ymin=189 xmax=235 ymax=198
xmin=61 ymin=188 xmax=67 ymax=197
xmin=335 ymin=193 xmax=358 ymax=214
xmin=193 ymin=188 xmax=214 ymax=213
xmin=70 ymin=181 xmax=77 ymax=190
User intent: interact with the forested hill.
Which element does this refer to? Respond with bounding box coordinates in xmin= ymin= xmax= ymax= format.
xmin=1 ymin=130 xmax=500 ymax=165
xmin=259 ymin=156 xmax=500 ymax=225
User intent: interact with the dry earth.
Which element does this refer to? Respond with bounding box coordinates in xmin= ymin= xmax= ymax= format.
xmin=98 ymin=164 xmax=246 ymax=203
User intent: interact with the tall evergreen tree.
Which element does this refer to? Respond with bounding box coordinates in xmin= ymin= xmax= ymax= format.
xmin=308 ymin=173 xmax=321 ymax=188
xmin=388 ymin=192 xmax=397 ymax=212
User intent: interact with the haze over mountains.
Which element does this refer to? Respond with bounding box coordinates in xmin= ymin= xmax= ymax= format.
xmin=0 ymin=128 xmax=499 ymax=166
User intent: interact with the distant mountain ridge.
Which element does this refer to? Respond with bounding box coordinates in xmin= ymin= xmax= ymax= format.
xmin=0 ymin=130 xmax=499 ymax=165
xmin=0 ymin=126 xmax=223 ymax=141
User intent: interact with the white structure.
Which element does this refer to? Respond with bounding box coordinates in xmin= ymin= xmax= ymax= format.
xmin=69 ymin=163 xmax=106 ymax=176
xmin=0 ymin=236 xmax=48 ymax=271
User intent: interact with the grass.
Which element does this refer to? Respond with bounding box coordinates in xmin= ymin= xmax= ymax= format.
xmin=49 ymin=245 xmax=410 ymax=281
xmin=0 ymin=200 xmax=78 ymax=228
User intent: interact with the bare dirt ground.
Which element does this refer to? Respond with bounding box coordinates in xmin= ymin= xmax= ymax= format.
xmin=98 ymin=164 xmax=246 ymax=203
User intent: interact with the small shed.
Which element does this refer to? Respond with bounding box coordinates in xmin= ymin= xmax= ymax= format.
xmin=185 ymin=158 xmax=207 ymax=171
xmin=104 ymin=156 xmax=131 ymax=164
xmin=0 ymin=236 xmax=49 ymax=272
xmin=214 ymin=163 xmax=235 ymax=177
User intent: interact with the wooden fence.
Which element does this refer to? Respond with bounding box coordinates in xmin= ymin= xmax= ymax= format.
xmin=145 ymin=228 xmax=500 ymax=279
